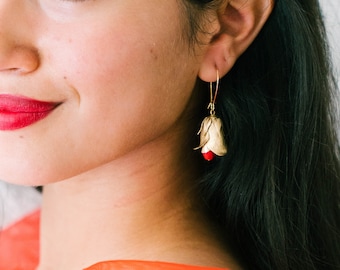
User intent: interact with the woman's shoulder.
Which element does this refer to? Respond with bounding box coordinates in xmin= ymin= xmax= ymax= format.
xmin=85 ymin=260 xmax=230 ymax=270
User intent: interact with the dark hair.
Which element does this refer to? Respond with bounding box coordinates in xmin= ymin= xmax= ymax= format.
xmin=184 ymin=0 xmax=340 ymax=269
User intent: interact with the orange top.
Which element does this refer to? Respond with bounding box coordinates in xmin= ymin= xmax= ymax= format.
xmin=0 ymin=210 xmax=229 ymax=270
xmin=0 ymin=210 xmax=40 ymax=270
xmin=86 ymin=261 xmax=229 ymax=270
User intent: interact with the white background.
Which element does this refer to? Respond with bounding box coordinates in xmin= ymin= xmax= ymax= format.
xmin=320 ymin=0 xmax=340 ymax=85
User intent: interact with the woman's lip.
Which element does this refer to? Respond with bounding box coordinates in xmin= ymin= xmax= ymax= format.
xmin=0 ymin=94 xmax=61 ymax=131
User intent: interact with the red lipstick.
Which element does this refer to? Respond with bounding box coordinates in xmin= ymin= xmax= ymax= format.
xmin=0 ymin=94 xmax=60 ymax=130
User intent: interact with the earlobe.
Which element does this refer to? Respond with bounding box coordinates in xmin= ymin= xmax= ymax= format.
xmin=198 ymin=0 xmax=274 ymax=82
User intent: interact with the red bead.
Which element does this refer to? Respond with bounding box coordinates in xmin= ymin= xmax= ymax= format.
xmin=202 ymin=151 xmax=215 ymax=161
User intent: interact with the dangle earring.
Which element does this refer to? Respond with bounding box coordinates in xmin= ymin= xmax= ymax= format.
xmin=195 ymin=71 xmax=227 ymax=161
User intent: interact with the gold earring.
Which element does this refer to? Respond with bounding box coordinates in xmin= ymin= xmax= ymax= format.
xmin=194 ymin=70 xmax=227 ymax=161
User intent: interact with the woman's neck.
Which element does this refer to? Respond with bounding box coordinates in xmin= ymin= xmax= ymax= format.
xmin=37 ymin=129 xmax=239 ymax=270
xmin=39 ymin=171 xmax=197 ymax=269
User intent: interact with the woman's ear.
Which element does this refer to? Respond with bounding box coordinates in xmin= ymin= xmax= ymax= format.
xmin=198 ymin=0 xmax=274 ymax=82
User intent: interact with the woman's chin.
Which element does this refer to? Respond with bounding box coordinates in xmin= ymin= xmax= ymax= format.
xmin=0 ymin=169 xmax=62 ymax=187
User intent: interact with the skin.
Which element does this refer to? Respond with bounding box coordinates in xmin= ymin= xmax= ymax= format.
xmin=0 ymin=0 xmax=203 ymax=185
xmin=0 ymin=0 xmax=273 ymax=269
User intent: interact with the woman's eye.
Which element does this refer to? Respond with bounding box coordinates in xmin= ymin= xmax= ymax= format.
xmin=61 ymin=0 xmax=87 ymax=1
xmin=58 ymin=0 xmax=93 ymax=3
xmin=38 ymin=0 xmax=97 ymax=21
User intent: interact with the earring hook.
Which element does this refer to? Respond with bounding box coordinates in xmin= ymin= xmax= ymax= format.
xmin=208 ymin=70 xmax=220 ymax=116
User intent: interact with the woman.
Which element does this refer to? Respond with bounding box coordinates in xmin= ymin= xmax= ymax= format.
xmin=0 ymin=0 xmax=339 ymax=269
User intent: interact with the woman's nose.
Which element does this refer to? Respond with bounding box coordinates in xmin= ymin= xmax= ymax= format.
xmin=0 ymin=45 xmax=39 ymax=74
xmin=0 ymin=1 xmax=39 ymax=74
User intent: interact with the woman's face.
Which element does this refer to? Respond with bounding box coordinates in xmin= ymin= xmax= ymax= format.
xmin=0 ymin=0 xmax=206 ymax=185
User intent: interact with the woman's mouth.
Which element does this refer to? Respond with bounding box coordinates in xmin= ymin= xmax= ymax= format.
xmin=0 ymin=94 xmax=61 ymax=131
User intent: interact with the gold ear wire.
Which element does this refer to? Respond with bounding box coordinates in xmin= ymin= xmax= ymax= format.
xmin=208 ymin=70 xmax=219 ymax=116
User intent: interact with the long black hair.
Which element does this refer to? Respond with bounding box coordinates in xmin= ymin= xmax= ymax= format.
xmin=185 ymin=0 xmax=340 ymax=269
